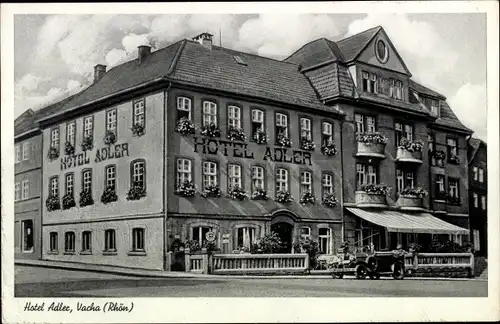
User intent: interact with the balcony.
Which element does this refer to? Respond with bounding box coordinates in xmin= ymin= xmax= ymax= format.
xmin=355 ymin=184 xmax=391 ymax=207
xmin=396 ymin=188 xmax=428 ymax=211
xmin=355 ymin=133 xmax=388 ymax=159
xmin=396 ymin=139 xmax=424 ymax=164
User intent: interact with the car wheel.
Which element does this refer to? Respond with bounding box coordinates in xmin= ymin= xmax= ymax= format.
xmin=392 ymin=262 xmax=405 ymax=280
xmin=355 ymin=264 xmax=368 ymax=279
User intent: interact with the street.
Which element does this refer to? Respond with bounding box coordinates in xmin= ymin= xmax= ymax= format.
xmin=15 ymin=265 xmax=487 ymax=297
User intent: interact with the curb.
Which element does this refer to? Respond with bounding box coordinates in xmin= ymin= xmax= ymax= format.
xmin=16 ymin=261 xmax=488 ymax=282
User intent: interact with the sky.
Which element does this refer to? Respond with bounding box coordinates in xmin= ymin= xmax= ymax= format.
xmin=14 ymin=13 xmax=487 ymax=140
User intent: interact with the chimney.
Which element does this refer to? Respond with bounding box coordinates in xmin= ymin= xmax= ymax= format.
xmin=93 ymin=64 xmax=107 ymax=83
xmin=138 ymin=45 xmax=151 ymax=64
xmin=192 ymin=32 xmax=214 ymax=50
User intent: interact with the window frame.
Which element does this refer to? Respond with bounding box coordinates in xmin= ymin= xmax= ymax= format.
xmin=250 ymin=108 xmax=265 ymax=141
xmin=65 ymin=172 xmax=74 ymax=196
xmin=50 ymin=126 xmax=60 ymax=150
xmin=21 ymin=219 xmax=34 ymax=253
xmin=132 ymin=98 xmax=146 ymax=129
xmin=83 ymin=115 xmax=94 ymax=139
xmin=15 ymin=144 xmax=21 ymax=163
xmin=21 ymin=179 xmax=29 ymax=200
xmin=275 ymin=166 xmax=290 ymax=193
xmin=66 ymin=120 xmax=76 ymax=146
xmin=176 ymin=96 xmax=193 ymax=121
xmin=473 ymin=192 xmax=479 ymax=208
xmin=22 ymin=142 xmax=30 ymax=161
xmin=275 ymin=111 xmax=290 ymax=142
xmin=176 ymin=157 xmax=193 ymax=187
xmin=104 ymin=164 xmax=117 ymax=190
xmin=299 ymin=116 xmax=313 ymax=144
xmin=105 ymin=107 xmax=118 ymax=134
xmin=446 ymin=137 xmax=458 ymax=159
xmin=299 ymin=169 xmax=313 ymax=196
xmin=202 ymin=100 xmax=218 ymax=126
xmin=435 ymin=174 xmax=445 ymax=196
xmin=251 ymin=164 xmax=266 ymax=194
xmin=64 ymin=231 xmax=76 ymax=253
xmin=448 ymin=177 xmax=460 ymax=199
xmin=355 ymin=113 xmax=377 ymax=134
xmin=81 ymin=231 xmax=92 ymax=253
xmin=481 ymin=196 xmax=486 ymax=211
xmin=49 ymin=176 xmax=59 ymax=198
xmin=322 ymin=172 xmax=334 ymax=197
xmin=49 ymin=232 xmax=58 ymax=253
xmin=228 ymin=163 xmax=243 ymax=189
xmin=321 ymin=120 xmax=333 ymax=146
xmin=478 ymin=168 xmax=484 ymax=183
xmin=130 ymin=159 xmax=147 ymax=189
xmin=299 ymin=226 xmax=311 ymax=241
xmin=15 ymin=182 xmax=21 ymax=201
xmin=191 ymin=225 xmax=214 ymax=246
xmin=318 ymin=227 xmax=332 ymax=254
xmin=202 ymin=160 xmax=219 ymax=190
xmin=227 ymin=104 xmax=242 ymax=131
xmin=81 ymin=168 xmax=93 ymax=194
xmin=104 ymin=229 xmax=117 ymax=252
xmin=132 ymin=228 xmax=146 ymax=252
xmin=395 ymin=121 xmax=414 ymax=145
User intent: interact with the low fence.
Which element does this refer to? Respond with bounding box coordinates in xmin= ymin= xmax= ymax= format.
xmin=405 ymin=252 xmax=474 ymax=278
xmin=211 ymin=253 xmax=309 ymax=275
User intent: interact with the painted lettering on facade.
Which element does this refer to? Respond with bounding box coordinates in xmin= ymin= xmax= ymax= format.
xmin=192 ymin=137 xmax=312 ymax=166
xmin=60 ymin=143 xmax=129 ymax=171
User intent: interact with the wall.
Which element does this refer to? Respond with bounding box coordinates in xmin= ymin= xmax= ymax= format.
xmin=469 ymin=143 xmax=487 ymax=255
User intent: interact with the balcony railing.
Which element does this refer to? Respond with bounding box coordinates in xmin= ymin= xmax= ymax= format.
xmin=355 ymin=191 xmax=388 ymax=207
xmin=396 ymin=195 xmax=424 ymax=210
xmin=396 ymin=147 xmax=423 ymax=163
xmin=355 ymin=132 xmax=388 ymax=159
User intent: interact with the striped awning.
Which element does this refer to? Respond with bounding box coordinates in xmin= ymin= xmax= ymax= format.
xmin=346 ymin=208 xmax=469 ymax=235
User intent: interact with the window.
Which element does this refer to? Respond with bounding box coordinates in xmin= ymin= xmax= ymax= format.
xmin=300 ymin=170 xmax=312 ymax=194
xmin=355 ymin=114 xmax=376 ymax=134
xmin=21 ymin=220 xmax=33 ymax=252
xmin=356 ymin=163 xmax=377 ymax=188
xmin=367 ymin=165 xmax=377 ymax=185
xmin=131 ymin=160 xmax=145 ymax=188
xmin=228 ymin=164 xmax=242 ymax=188
xmin=378 ymin=78 xmax=390 ymax=95
xmin=21 ymin=180 xmax=29 ymax=200
xmin=50 ymin=176 xmax=59 ymax=197
xmin=236 ymin=227 xmax=256 ymax=249
xmin=447 ymin=138 xmax=457 ymax=158
xmin=478 ymin=168 xmax=484 ymax=183
xmin=448 ymin=178 xmax=459 ymax=199
xmin=104 ymin=229 xmax=116 ymax=252
xmin=82 ymin=231 xmax=92 ymax=252
xmin=177 ymin=97 xmax=192 ymax=120
xmin=473 ymin=167 xmax=478 ymax=181
xmin=65 ymin=173 xmax=74 ymax=196
xmin=133 ymin=99 xmax=145 ymax=127
xmin=376 ymin=39 xmax=388 ymax=63
xmin=473 ymin=193 xmax=479 ymax=208
xmin=430 ymin=99 xmax=439 ymax=117
xmin=322 ymin=173 xmax=334 ymax=195
xmin=83 ymin=116 xmax=93 ymax=138
xmin=356 ymin=164 xmax=366 ymax=188
xmin=202 ymin=161 xmax=217 ymax=189
xmin=176 ymin=159 xmax=192 ymax=186
xmin=99 ymin=167 xmax=113 ymax=192
xmin=395 ymin=122 xmax=413 ymax=145
xmin=106 ymin=108 xmax=117 ymax=133
xmin=64 ymin=232 xmax=75 ymax=253
xmin=396 ymin=169 xmax=404 ymax=193
xmin=50 ymin=127 xmax=60 ymax=149
xmin=82 ymin=169 xmax=92 ymax=193
xmin=66 ymin=122 xmax=76 ymax=145
xmin=275 ymin=113 xmax=288 ymax=140
xmin=15 ymin=144 xmax=21 ymax=163
xmin=362 ymin=71 xmax=369 ymax=92
xmin=300 ymin=227 xmax=311 ymax=241
xmin=322 ymin=122 xmax=333 ymax=145
xmin=435 ymin=175 xmax=445 ymax=197
xmin=192 ymin=226 xmax=213 ymax=246
xmin=276 ymin=168 xmax=289 ymax=192
xmin=132 ymin=228 xmax=145 ymax=251
xmin=391 ymin=79 xmax=403 ymax=100
xmin=15 ymin=182 xmax=20 ymax=201
xmin=399 ymin=171 xmax=415 ymax=190
xmin=49 ymin=232 xmax=58 ymax=252
xmin=473 ymin=229 xmax=480 ymax=251
xmin=22 ymin=142 xmax=30 ymax=161
xmin=300 ymin=117 xmax=312 ymax=141
xmin=481 ymin=196 xmax=486 ymax=211
xmin=228 ymin=105 xmax=241 ymax=129
xmin=370 ymin=74 xmax=378 ymax=94
xmin=203 ymin=101 xmax=217 ymax=126
xmin=318 ymin=228 xmax=331 ymax=254
xmin=234 ymin=55 xmax=247 ymax=65
xmin=251 ymin=165 xmax=265 ymax=193
xmin=251 ymin=109 xmax=265 ymax=139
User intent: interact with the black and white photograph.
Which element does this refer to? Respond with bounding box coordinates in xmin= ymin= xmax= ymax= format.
xmin=2 ymin=1 xmax=499 ymax=323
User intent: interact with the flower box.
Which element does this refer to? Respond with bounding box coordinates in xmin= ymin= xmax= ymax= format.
xmin=101 ymin=186 xmax=118 ymax=204
xmin=64 ymin=141 xmax=75 ymax=156
xmin=448 ymin=155 xmax=460 ymax=165
xmin=104 ymin=130 xmax=117 ymax=145
xmin=355 ymin=191 xmax=388 ymax=207
xmin=276 ymin=133 xmax=291 ymax=147
xmin=201 ymin=185 xmax=221 ymax=198
xmin=396 ymin=147 xmax=423 ymax=163
xmin=322 ymin=193 xmax=339 ymax=208
xmin=131 ymin=123 xmax=145 ymax=137
xmin=126 ymin=183 xmax=146 ymax=201
xmin=321 ymin=141 xmax=338 ymax=156
xmin=227 ymin=126 xmax=246 ymax=142
xmin=275 ymin=190 xmax=293 ymax=203
xmin=227 ymin=185 xmax=247 ymax=200
xmin=433 ymin=150 xmax=446 ymax=161
xmin=46 ymin=195 xmax=60 ymax=212
xmin=299 ymin=191 xmax=316 ymax=205
xmin=47 ymin=147 xmax=60 ymax=161
xmin=300 ymin=138 xmax=315 ymax=151
xmin=356 ymin=133 xmax=387 ymax=158
xmin=81 ymin=135 xmax=93 ymax=151
xmin=62 ymin=193 xmax=76 ymax=210
xmin=79 ymin=190 xmax=94 ymax=207
xmin=175 ymin=117 xmax=195 ymax=135
xmin=200 ymin=123 xmax=221 ymax=138
xmin=251 ymin=188 xmax=270 ymax=200
xmin=253 ymin=128 xmax=268 ymax=145
xmin=396 ymin=195 xmax=424 ymax=210
xmin=447 ymin=195 xmax=461 ymax=205
xmin=175 ymin=180 xmax=196 ymax=197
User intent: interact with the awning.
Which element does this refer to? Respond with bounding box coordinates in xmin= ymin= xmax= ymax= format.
xmin=346 ymin=208 xmax=469 ymax=235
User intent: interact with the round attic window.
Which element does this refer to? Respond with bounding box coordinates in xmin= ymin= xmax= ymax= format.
xmin=375 ymin=39 xmax=389 ymax=63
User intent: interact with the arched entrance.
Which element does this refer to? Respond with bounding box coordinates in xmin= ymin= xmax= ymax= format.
xmin=271 ymin=211 xmax=297 ymax=253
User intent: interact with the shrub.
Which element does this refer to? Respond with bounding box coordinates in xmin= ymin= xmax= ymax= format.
xmin=253 ymin=232 xmax=283 ymax=254
xmin=252 ymin=128 xmax=268 ymax=144
xmin=359 ymin=184 xmax=391 ymax=195
xmin=46 ymin=195 xmax=60 ymax=211
xmin=299 ymin=191 xmax=316 ymax=205
xmin=276 ymin=133 xmax=291 ymax=147
xmin=321 ymin=141 xmax=338 ymax=156
xmin=322 ymin=193 xmax=339 ymax=208
xmin=185 ymin=240 xmax=201 ymax=253
xmin=81 ymin=135 xmax=93 ymax=151
xmin=251 ymin=188 xmax=270 ymax=201
xmin=295 ymin=238 xmax=320 ymax=272
xmin=47 ymin=147 xmax=60 ymax=161
xmin=131 ymin=123 xmax=145 ymax=137
xmin=64 ymin=141 xmax=75 ymax=156
xmin=300 ymin=137 xmax=315 ymax=151
xmin=227 ymin=185 xmax=247 ymax=200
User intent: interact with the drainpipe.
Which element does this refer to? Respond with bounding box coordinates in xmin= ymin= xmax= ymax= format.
xmin=163 ymin=81 xmax=172 ymax=271
xmin=340 ymin=116 xmax=346 ymax=243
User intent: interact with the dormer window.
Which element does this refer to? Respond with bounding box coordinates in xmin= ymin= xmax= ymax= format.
xmin=362 ymin=71 xmax=377 ymax=94
xmin=430 ymin=99 xmax=440 ymax=117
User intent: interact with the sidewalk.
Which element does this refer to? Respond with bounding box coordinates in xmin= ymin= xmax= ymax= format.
xmin=16 ymin=259 xmax=488 ymax=281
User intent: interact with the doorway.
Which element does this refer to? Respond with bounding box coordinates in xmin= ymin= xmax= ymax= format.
xmin=271 ymin=222 xmax=293 ymax=253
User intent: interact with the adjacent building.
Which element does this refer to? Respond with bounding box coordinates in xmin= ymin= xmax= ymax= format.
xmin=24 ymin=26 xmax=475 ymax=270
xmin=468 ymin=137 xmax=487 ymax=256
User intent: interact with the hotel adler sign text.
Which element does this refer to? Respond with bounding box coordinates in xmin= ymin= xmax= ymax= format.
xmin=60 ymin=143 xmax=130 ymax=170
xmin=193 ymin=137 xmax=313 ymax=166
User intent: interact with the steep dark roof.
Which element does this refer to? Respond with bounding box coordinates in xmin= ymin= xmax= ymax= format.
xmin=14 ymin=109 xmax=36 ymax=136
xmin=304 ymin=62 xmax=356 ymax=100
xmin=433 ymin=101 xmax=472 ymax=133
xmin=409 ymin=80 xmax=446 ymax=100
xmin=283 ymin=38 xmax=345 ymax=69
xmin=336 ymin=26 xmax=382 ymax=62
xmin=468 ymin=137 xmax=486 ymax=164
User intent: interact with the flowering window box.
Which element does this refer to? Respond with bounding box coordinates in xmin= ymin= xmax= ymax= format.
xmin=432 ymin=150 xmax=446 ymax=166
xmin=46 ymin=195 xmax=60 ymax=212
xmin=131 ymin=123 xmax=145 ymax=137
xmin=200 ymin=123 xmax=221 ymax=138
xmin=227 ymin=126 xmax=246 ymax=142
xmin=355 ymin=184 xmax=391 ymax=207
xmin=126 ymin=183 xmax=146 ymax=201
xmin=251 ymin=188 xmax=270 ymax=201
xmin=201 ymin=185 xmax=221 ymax=198
xmin=175 ymin=117 xmax=195 ymax=135
xmin=174 ymin=180 xmax=196 ymax=197
xmin=101 ymin=186 xmax=118 ymax=204
xmin=47 ymin=147 xmax=60 ymax=161
xmin=227 ymin=185 xmax=247 ymax=200
xmin=447 ymin=195 xmax=461 ymax=205
xmin=276 ymin=133 xmax=291 ymax=148
xmin=356 ymin=132 xmax=387 ymax=158
xmin=321 ymin=141 xmax=338 ymax=156
xmin=253 ymin=128 xmax=268 ymax=145
xmin=62 ymin=193 xmax=76 ymax=210
xmin=275 ymin=190 xmax=293 ymax=204
xmin=64 ymin=141 xmax=75 ymax=156
xmin=300 ymin=138 xmax=315 ymax=151
xmin=322 ymin=193 xmax=339 ymax=208
xmin=299 ymin=191 xmax=316 ymax=205
xmin=79 ymin=190 xmax=94 ymax=207
xmin=81 ymin=135 xmax=93 ymax=151
xmin=434 ymin=191 xmax=448 ymax=202
xmin=396 ymin=138 xmax=424 ymax=163
xmin=396 ymin=187 xmax=428 ymax=210
xmin=104 ymin=130 xmax=117 ymax=146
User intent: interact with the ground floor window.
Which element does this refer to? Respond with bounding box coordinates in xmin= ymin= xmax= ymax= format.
xmin=49 ymin=232 xmax=58 ymax=252
xmin=236 ymin=227 xmax=257 ymax=249
xmin=191 ymin=226 xmax=213 ymax=246
xmin=64 ymin=231 xmax=75 ymax=252
xmin=104 ymin=229 xmax=116 ymax=252
xmin=21 ymin=220 xmax=34 ymax=252
xmin=132 ymin=228 xmax=145 ymax=251
xmin=81 ymin=231 xmax=92 ymax=252
xmin=318 ymin=228 xmax=331 ymax=254
xmin=299 ymin=227 xmax=311 ymax=241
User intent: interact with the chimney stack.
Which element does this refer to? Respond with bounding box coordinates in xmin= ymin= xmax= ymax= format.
xmin=138 ymin=45 xmax=151 ymax=64
xmin=192 ymin=32 xmax=214 ymax=50
xmin=93 ymin=64 xmax=107 ymax=83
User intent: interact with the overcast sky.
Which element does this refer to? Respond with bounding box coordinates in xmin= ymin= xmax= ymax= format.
xmin=14 ymin=13 xmax=487 ymax=140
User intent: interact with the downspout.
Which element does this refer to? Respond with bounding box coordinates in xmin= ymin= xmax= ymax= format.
xmin=163 ymin=81 xmax=172 ymax=271
xmin=340 ymin=117 xmax=345 ymax=243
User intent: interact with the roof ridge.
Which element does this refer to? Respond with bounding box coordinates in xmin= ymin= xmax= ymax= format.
xmin=165 ymin=39 xmax=186 ymax=77
xmin=323 ymin=38 xmax=345 ymax=62
xmin=337 ymin=25 xmax=381 ymax=43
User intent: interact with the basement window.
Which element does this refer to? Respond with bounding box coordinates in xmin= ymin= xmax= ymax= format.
xmin=234 ymin=55 xmax=247 ymax=66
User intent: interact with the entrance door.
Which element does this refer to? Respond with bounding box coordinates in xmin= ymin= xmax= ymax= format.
xmin=271 ymin=222 xmax=293 ymax=253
